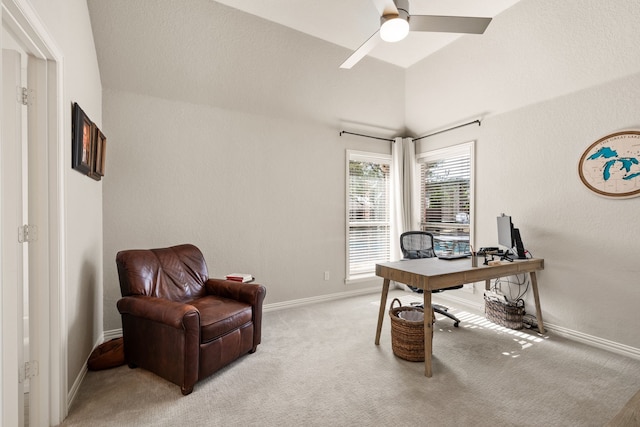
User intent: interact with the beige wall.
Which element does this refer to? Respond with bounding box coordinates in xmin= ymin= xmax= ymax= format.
xmin=101 ymin=90 xmax=398 ymax=330
xmin=91 ymin=0 xmax=640 ymax=352
xmin=28 ymin=0 xmax=104 ymax=391
xmin=407 ymin=0 xmax=640 ymax=349
xmin=91 ymin=0 xmax=406 ymax=331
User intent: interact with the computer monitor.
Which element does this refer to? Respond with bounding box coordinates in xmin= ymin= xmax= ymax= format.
xmin=497 ymin=215 xmax=513 ymax=249
xmin=496 ymin=214 xmax=527 ymax=259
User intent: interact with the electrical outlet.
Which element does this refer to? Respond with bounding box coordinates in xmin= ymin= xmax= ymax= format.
xmin=462 ymin=283 xmax=474 ymax=293
xmin=324 ymin=271 xmax=330 ymax=281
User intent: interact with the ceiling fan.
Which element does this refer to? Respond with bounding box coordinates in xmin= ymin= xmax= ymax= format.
xmin=340 ymin=0 xmax=492 ymax=69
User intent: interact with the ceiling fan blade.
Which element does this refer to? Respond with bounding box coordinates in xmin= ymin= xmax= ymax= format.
xmin=371 ymin=0 xmax=398 ymax=16
xmin=340 ymin=30 xmax=382 ymax=69
xmin=410 ymin=15 xmax=492 ymax=34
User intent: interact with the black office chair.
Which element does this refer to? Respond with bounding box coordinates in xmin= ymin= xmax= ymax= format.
xmin=400 ymin=231 xmax=462 ymax=327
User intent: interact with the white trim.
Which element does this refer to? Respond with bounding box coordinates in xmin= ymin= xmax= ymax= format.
xmin=100 ymin=288 xmax=382 ymax=334
xmin=543 ymin=323 xmax=640 ymax=360
xmin=104 ymin=329 xmax=123 ymax=341
xmin=66 ymin=332 xmax=106 ymax=412
xmin=434 ymin=291 xmax=640 ymax=361
xmin=416 ymin=140 xmax=474 ymax=162
xmin=347 ymin=149 xmax=392 ymax=163
xmin=52 ymin=38 xmax=67 ymax=427
xmin=103 ymin=291 xmax=640 ymax=364
xmin=263 ymin=287 xmax=381 ymax=312
xmin=66 ymin=365 xmax=87 ymax=413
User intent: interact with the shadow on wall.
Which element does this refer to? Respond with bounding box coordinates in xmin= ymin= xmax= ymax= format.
xmin=67 ymin=259 xmax=99 ymax=380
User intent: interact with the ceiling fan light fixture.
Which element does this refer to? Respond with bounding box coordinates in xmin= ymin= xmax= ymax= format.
xmin=380 ymin=12 xmax=409 ymax=43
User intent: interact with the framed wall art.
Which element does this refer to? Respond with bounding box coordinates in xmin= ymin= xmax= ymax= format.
xmin=72 ymin=102 xmax=107 ymax=180
xmin=88 ymin=123 xmax=101 ymax=181
xmin=94 ymin=126 xmax=106 ymax=177
xmin=578 ymin=130 xmax=640 ymax=198
xmin=72 ymin=102 xmax=93 ymax=175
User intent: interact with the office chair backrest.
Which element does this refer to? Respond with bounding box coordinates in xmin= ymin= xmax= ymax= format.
xmin=400 ymin=231 xmax=436 ymax=259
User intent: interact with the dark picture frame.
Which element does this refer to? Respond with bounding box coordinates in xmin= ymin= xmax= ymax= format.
xmin=94 ymin=126 xmax=106 ymax=177
xmin=88 ymin=123 xmax=101 ymax=181
xmin=72 ymin=103 xmax=93 ymax=175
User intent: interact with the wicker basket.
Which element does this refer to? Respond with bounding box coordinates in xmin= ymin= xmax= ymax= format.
xmin=389 ymin=298 xmax=426 ymax=362
xmin=484 ymin=293 xmax=525 ymax=330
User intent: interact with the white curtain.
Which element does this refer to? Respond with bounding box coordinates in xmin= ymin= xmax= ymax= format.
xmin=390 ymin=137 xmax=417 ymax=261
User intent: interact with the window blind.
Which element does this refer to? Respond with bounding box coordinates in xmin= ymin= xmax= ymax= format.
xmin=347 ymin=151 xmax=391 ymax=279
xmin=418 ymin=143 xmax=473 ymax=254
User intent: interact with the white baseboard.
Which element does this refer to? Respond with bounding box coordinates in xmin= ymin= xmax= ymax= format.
xmin=67 ymin=366 xmax=87 ymax=411
xmin=435 ymin=291 xmax=640 ymax=361
xmin=67 ymin=335 xmax=104 ymax=411
xmin=86 ymin=286 xmax=639 ymax=410
xmin=262 ymin=285 xmax=640 ymax=361
xmin=542 ymin=323 xmax=640 ymax=360
xmin=104 ymin=328 xmax=123 ymax=341
xmin=262 ymin=286 xmax=381 ymax=312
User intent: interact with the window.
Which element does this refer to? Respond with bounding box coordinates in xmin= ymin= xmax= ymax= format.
xmin=417 ymin=142 xmax=474 ymax=254
xmin=346 ymin=151 xmax=391 ymax=281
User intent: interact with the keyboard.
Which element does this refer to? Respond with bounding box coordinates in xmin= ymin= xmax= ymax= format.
xmin=477 ymin=247 xmax=499 ymax=255
xmin=437 ymin=253 xmax=471 ymax=260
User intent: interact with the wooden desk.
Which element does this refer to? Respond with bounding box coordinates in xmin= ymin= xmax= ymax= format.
xmin=375 ymin=257 xmax=545 ymax=377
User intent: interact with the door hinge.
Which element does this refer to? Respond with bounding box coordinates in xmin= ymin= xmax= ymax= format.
xmin=18 ymin=224 xmax=37 ymax=243
xmin=20 ymin=86 xmax=34 ymax=106
xmin=19 ymin=360 xmax=39 ymax=383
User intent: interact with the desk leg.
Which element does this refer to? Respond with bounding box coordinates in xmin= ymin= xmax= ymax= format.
xmin=485 ymin=279 xmax=491 ymax=291
xmin=530 ymin=271 xmax=545 ymax=334
xmin=423 ymin=290 xmax=433 ymax=378
xmin=375 ymin=278 xmax=390 ymax=345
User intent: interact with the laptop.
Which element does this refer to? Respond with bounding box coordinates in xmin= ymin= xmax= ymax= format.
xmin=437 ymin=252 xmax=471 ymax=260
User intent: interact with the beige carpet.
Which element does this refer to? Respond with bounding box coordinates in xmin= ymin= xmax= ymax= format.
xmin=61 ymin=290 xmax=640 ymax=426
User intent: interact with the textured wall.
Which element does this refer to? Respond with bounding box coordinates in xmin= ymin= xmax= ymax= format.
xmin=90 ymin=0 xmax=640 ymax=350
xmin=409 ymin=0 xmax=640 ymax=348
xmin=406 ymin=0 xmax=640 ymax=135
xmin=89 ymin=0 xmax=406 ymax=331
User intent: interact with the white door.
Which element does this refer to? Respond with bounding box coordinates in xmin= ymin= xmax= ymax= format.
xmin=25 ymin=50 xmax=52 ymax=427
xmin=2 ymin=47 xmax=27 ymax=427
xmin=3 ymin=45 xmax=52 ymax=427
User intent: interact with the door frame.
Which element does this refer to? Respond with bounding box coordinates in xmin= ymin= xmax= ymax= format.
xmin=1 ymin=0 xmax=65 ymax=425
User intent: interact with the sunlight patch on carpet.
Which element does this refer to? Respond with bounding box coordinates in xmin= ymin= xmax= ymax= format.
xmin=370 ymin=292 xmax=548 ymax=357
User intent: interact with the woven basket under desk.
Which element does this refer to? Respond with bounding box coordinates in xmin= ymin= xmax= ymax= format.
xmin=484 ymin=293 xmax=525 ymax=330
xmin=389 ymin=298 xmax=430 ymax=362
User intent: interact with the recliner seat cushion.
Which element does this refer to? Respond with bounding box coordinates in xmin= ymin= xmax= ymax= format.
xmin=190 ymin=295 xmax=252 ymax=343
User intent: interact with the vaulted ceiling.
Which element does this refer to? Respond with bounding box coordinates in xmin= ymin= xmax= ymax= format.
xmin=213 ymin=0 xmax=522 ymax=68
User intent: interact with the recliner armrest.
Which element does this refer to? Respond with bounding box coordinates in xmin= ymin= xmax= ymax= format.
xmin=205 ymin=279 xmax=266 ymax=348
xmin=117 ymin=295 xmax=199 ymax=329
xmin=204 ymin=279 xmax=266 ymax=306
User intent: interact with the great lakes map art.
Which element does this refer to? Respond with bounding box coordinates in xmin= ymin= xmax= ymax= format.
xmin=579 ymin=131 xmax=640 ymax=198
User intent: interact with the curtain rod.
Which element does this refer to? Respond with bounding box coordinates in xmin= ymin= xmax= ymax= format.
xmin=339 ymin=130 xmax=395 ymax=142
xmin=412 ymin=119 xmax=481 ymax=142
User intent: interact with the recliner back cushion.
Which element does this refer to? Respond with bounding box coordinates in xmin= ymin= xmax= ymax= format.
xmin=116 ymin=244 xmax=209 ymax=302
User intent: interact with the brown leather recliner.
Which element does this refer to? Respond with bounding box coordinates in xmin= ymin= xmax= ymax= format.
xmin=116 ymin=244 xmax=266 ymax=395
